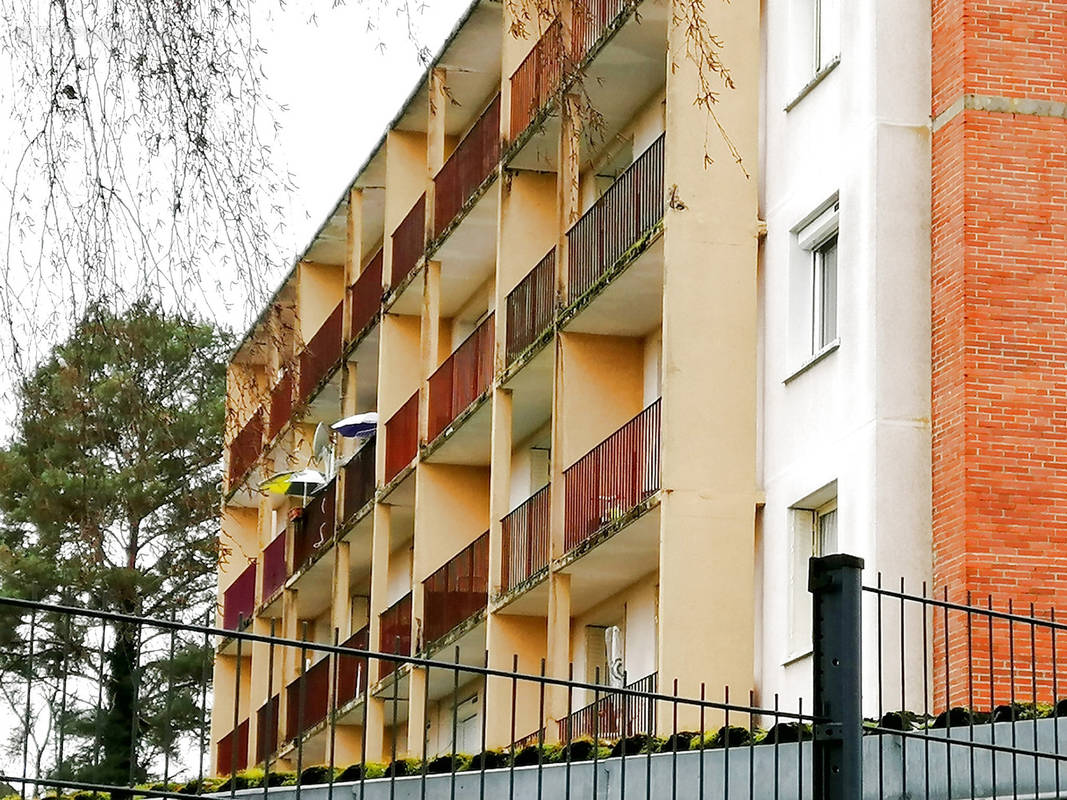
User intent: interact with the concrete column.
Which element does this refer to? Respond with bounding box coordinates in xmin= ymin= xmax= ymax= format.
xmin=333 ymin=541 xmax=352 ymax=640
xmin=419 ymin=261 xmax=442 ymax=441
xmin=345 ymin=187 xmax=364 ymax=291
xmin=545 ymin=572 xmax=572 ymax=726
xmin=406 ymin=666 xmax=428 ymax=760
xmin=488 ymin=388 xmax=514 ymax=595
xmin=362 ymin=502 xmax=392 ymax=762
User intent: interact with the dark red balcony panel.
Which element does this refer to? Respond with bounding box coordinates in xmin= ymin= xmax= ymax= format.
xmin=268 ymin=369 xmax=294 ymax=440
xmin=336 ymin=625 xmax=371 ymax=707
xmin=557 ymin=672 xmax=656 ymax=741
xmin=427 ymin=313 xmax=495 ymax=442
xmin=423 ymin=531 xmax=490 ymax=646
xmin=509 ymin=18 xmax=564 ymax=139
xmin=216 ymin=718 xmax=250 ymax=775
xmin=261 ymin=530 xmax=287 ymax=602
xmin=390 ymin=194 xmax=426 ymax=287
xmin=570 ymin=0 xmax=628 ymax=61
xmin=501 ymin=485 xmax=551 ymax=591
xmin=378 ymin=592 xmax=412 ymax=680
xmin=384 ymin=391 xmax=419 ymax=484
xmin=298 ymin=301 xmax=344 ymax=405
xmin=563 ymin=398 xmax=661 ymax=552
xmin=291 ymin=479 xmax=336 ymax=574
xmin=434 ymin=95 xmax=502 ymax=238
xmin=255 ymin=695 xmax=280 ymax=765
xmin=342 ymin=439 xmax=376 ymax=524
xmin=284 ymin=656 xmax=331 ymax=742
xmin=506 ymin=248 xmax=555 ymax=363
xmin=222 ymin=562 xmax=257 ymax=631
xmin=350 ymin=250 xmax=384 ymax=341
xmin=566 ymin=133 xmax=665 ymax=304
xmin=228 ymin=408 xmax=264 ymax=490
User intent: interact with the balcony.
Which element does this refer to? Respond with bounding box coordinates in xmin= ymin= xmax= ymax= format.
xmin=422 ymin=531 xmax=490 ymax=649
xmin=509 ymin=19 xmax=564 ymax=140
xmin=506 ymin=249 xmax=556 ymax=365
xmin=341 ymin=439 xmax=376 ymax=526
xmin=349 ymin=250 xmax=383 ymax=343
xmin=292 ymin=479 xmax=336 ymax=574
xmin=563 ymin=398 xmax=661 ymax=553
xmin=566 ymin=134 xmax=665 ymax=306
xmin=336 ymin=625 xmax=370 ymax=708
xmin=284 ymin=655 xmax=331 ymax=742
xmin=390 ymin=194 xmax=426 ymax=291
xmin=222 ymin=562 xmax=257 ymax=631
xmin=427 ymin=313 xmax=495 ymax=444
xmin=433 ymin=95 xmax=501 ymax=240
xmin=216 ymin=718 xmax=249 ymax=774
xmin=501 ymin=485 xmax=551 ymax=593
xmin=268 ymin=369 xmax=294 ymax=441
xmin=298 ymin=300 xmax=344 ymax=406
xmin=261 ymin=530 xmax=287 ymax=604
xmin=559 ymin=672 xmax=656 ymax=741
xmin=378 ymin=592 xmax=412 ymax=680
xmin=255 ymin=695 xmax=279 ymax=764
xmin=571 ymin=0 xmax=631 ymax=60
xmin=227 ymin=408 xmax=264 ymax=491
xmin=384 ymin=391 xmax=419 ymax=485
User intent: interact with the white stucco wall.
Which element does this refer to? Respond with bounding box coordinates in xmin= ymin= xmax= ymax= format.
xmin=756 ymin=0 xmax=932 ymax=712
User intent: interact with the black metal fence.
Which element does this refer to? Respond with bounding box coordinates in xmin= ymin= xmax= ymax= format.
xmin=6 ymin=556 xmax=1067 ymax=799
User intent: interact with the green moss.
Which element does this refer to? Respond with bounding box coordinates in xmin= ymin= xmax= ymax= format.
xmin=658 ymin=731 xmax=700 ymax=752
xmin=691 ymin=726 xmax=754 ymax=750
xmin=298 ymin=765 xmax=340 ymax=785
xmin=610 ymin=734 xmax=661 ymax=757
xmin=384 ymin=758 xmax=421 ymax=778
xmin=467 ymin=750 xmax=510 ymax=770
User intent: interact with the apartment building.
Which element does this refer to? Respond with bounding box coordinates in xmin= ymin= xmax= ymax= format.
xmin=212 ymin=0 xmax=1067 ymax=773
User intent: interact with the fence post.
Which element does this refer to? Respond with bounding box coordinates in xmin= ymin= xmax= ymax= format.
xmin=809 ymin=553 xmax=864 ymax=800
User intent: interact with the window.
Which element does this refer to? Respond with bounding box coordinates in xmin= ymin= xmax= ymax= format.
xmin=811 ymin=235 xmax=838 ymax=352
xmin=814 ymin=499 xmax=839 ymax=556
xmin=813 ymin=0 xmax=840 ymax=74
xmin=786 ymin=483 xmax=838 ymax=660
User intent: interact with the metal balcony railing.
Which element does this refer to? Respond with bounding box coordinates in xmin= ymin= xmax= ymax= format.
xmin=268 ymin=369 xmax=294 ymax=440
xmin=292 ymin=479 xmax=336 ymax=574
xmin=570 ymin=0 xmax=629 ymax=59
xmin=261 ymin=530 xmax=287 ymax=602
xmin=336 ymin=625 xmax=370 ymax=707
xmin=566 ymin=133 xmax=665 ymax=303
xmin=227 ymin=408 xmax=264 ymax=490
xmin=506 ymin=248 xmax=556 ymax=363
xmin=427 ymin=313 xmax=495 ymax=442
xmin=509 ymin=19 xmax=564 ymax=139
xmin=563 ymin=398 xmax=661 ymax=552
xmin=501 ymin=485 xmax=551 ymax=591
xmin=350 ymin=249 xmax=383 ymax=340
xmin=216 ymin=718 xmax=249 ymax=774
xmin=390 ymin=194 xmax=426 ymax=287
xmin=298 ymin=301 xmax=344 ymax=405
xmin=222 ymin=562 xmax=257 ymax=631
xmin=434 ymin=95 xmax=501 ymax=238
xmin=423 ymin=531 xmax=490 ymax=647
xmin=342 ymin=439 xmax=376 ymax=524
xmin=378 ymin=593 xmax=412 ymax=680
xmin=255 ymin=695 xmax=279 ymax=765
xmin=284 ymin=656 xmax=331 ymax=742
xmin=558 ymin=672 xmax=657 ymax=741
xmin=384 ymin=391 xmax=419 ymax=484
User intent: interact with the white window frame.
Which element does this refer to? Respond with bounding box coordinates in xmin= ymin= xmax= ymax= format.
xmin=813 ymin=0 xmax=840 ymax=75
xmin=795 ymin=199 xmax=840 ymax=361
xmin=785 ymin=482 xmax=838 ymax=663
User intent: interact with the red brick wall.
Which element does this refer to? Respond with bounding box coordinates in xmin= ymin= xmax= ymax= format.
xmin=931 ymin=0 xmax=1067 ymax=710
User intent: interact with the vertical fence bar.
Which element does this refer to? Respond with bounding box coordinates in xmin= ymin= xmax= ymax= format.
xmin=230 ymin=617 xmax=243 ymax=800
xmin=20 ymin=610 xmax=35 ymax=800
xmin=264 ymin=619 xmax=276 ymax=800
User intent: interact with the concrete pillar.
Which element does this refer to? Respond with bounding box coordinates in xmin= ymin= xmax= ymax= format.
xmin=546 ymin=572 xmax=572 ymax=726
xmin=420 ymin=261 xmax=442 ymax=441
xmin=488 ymin=388 xmax=514 ymax=595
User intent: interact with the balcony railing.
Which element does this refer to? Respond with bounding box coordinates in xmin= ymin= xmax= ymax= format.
xmin=292 ymin=479 xmax=336 ymax=574
xmin=558 ymin=672 xmax=656 ymax=741
xmin=255 ymin=695 xmax=279 ymax=764
xmin=384 ymin=391 xmax=419 ymax=484
xmin=350 ymin=250 xmax=383 ymax=340
xmin=422 ymin=531 xmax=490 ymax=647
xmin=379 ymin=593 xmax=412 ymax=680
xmin=342 ymin=439 xmax=376 ymax=524
xmin=268 ymin=369 xmax=294 ymax=440
xmin=570 ymin=0 xmax=629 ymax=59
xmin=563 ymin=398 xmax=661 ymax=552
xmin=434 ymin=95 xmax=501 ymax=238
xmin=284 ymin=656 xmax=331 ymax=742
xmin=216 ymin=718 xmax=249 ymax=774
xmin=427 ymin=313 xmax=495 ymax=442
xmin=336 ymin=625 xmax=370 ymax=707
xmin=227 ymin=408 xmax=264 ymax=490
xmin=566 ymin=133 xmax=665 ymax=303
xmin=261 ymin=530 xmax=287 ymax=602
xmin=506 ymin=248 xmax=555 ymax=363
xmin=501 ymin=485 xmax=551 ymax=592
xmin=298 ymin=301 xmax=344 ymax=405
xmin=509 ymin=18 xmax=564 ymax=138
xmin=222 ymin=562 xmax=257 ymax=631
xmin=390 ymin=194 xmax=426 ymax=288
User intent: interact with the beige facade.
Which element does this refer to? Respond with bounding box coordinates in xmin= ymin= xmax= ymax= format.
xmin=214 ymin=0 xmax=761 ymax=772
